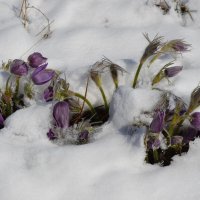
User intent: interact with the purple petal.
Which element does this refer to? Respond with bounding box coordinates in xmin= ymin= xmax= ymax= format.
xmin=150 ymin=110 xmax=165 ymax=133
xmin=182 ymin=127 xmax=197 ymax=143
xmin=10 ymin=59 xmax=28 ymax=76
xmin=53 ymin=101 xmax=70 ymax=128
xmin=190 ymin=112 xmax=200 ymax=130
xmin=164 ymin=66 xmax=183 ymax=77
xmin=78 ymin=130 xmax=89 ymax=143
xmin=31 ymin=65 xmax=55 ymax=85
xmin=43 ymin=86 xmax=54 ymax=102
xmin=147 ymin=137 xmax=160 ymax=150
xmin=28 ymin=52 xmax=47 ymax=68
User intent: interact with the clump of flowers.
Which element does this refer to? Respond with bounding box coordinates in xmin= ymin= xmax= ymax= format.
xmin=0 ymin=52 xmax=55 ymax=121
xmin=144 ymin=86 xmax=200 ymax=166
xmin=132 ymin=33 xmax=190 ymax=88
xmin=47 ymin=100 xmax=94 ymax=144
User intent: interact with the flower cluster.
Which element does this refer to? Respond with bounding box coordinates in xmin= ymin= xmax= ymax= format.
xmin=0 ymin=52 xmax=55 ymax=129
xmin=47 ymin=100 xmax=94 ymax=144
xmin=132 ymin=34 xmax=190 ymax=88
xmin=0 ymin=34 xmax=197 ymax=166
xmin=145 ymin=86 xmax=200 ymax=166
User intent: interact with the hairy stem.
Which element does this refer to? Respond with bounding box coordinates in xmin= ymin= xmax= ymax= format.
xmin=132 ymin=62 xmax=143 ymax=88
xmin=98 ymin=85 xmax=109 ymax=111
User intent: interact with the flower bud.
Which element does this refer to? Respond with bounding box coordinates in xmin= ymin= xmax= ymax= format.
xmin=171 ymin=136 xmax=183 ymax=146
xmin=190 ymin=112 xmax=200 ymax=130
xmin=28 ymin=52 xmax=47 ymax=68
xmin=47 ymin=129 xmax=57 ymax=140
xmin=171 ymin=40 xmax=190 ymax=52
xmin=182 ymin=127 xmax=197 ymax=143
xmin=188 ymin=86 xmax=200 ymax=112
xmin=150 ymin=110 xmax=165 ymax=133
xmin=10 ymin=59 xmax=28 ymax=76
xmin=31 ymin=64 xmax=55 ymax=85
xmin=78 ymin=130 xmax=89 ymax=144
xmin=53 ymin=101 xmax=70 ymax=128
xmin=43 ymin=86 xmax=54 ymax=102
xmin=146 ymin=134 xmax=161 ymax=150
xmin=164 ymin=66 xmax=183 ymax=77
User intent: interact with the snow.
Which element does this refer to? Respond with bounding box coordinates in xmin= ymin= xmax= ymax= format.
xmin=1 ymin=0 xmax=200 ymax=199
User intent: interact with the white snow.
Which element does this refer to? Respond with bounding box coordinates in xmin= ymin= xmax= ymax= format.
xmin=1 ymin=0 xmax=200 ymax=199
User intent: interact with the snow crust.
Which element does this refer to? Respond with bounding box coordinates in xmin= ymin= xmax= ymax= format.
xmin=1 ymin=0 xmax=200 ymax=199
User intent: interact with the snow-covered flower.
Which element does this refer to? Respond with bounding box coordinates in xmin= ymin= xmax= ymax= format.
xmin=150 ymin=110 xmax=165 ymax=133
xmin=53 ymin=101 xmax=70 ymax=129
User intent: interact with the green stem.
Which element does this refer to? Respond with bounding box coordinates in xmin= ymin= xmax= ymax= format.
xmin=114 ymin=80 xmax=118 ymax=90
xmin=15 ymin=77 xmax=20 ymax=97
xmin=98 ymin=85 xmax=109 ymax=111
xmin=153 ymin=149 xmax=159 ymax=163
xmin=5 ymin=75 xmax=12 ymax=91
xmin=74 ymin=92 xmax=95 ymax=114
xmin=132 ymin=62 xmax=143 ymax=88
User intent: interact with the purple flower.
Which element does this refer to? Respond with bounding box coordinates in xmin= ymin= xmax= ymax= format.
xmin=0 ymin=113 xmax=4 ymax=129
xmin=47 ymin=129 xmax=57 ymax=140
xmin=190 ymin=112 xmax=200 ymax=130
xmin=171 ymin=136 xmax=183 ymax=146
xmin=150 ymin=110 xmax=165 ymax=133
xmin=43 ymin=86 xmax=54 ymax=102
xmin=28 ymin=52 xmax=47 ymax=68
xmin=182 ymin=127 xmax=197 ymax=143
xmin=164 ymin=66 xmax=183 ymax=77
xmin=53 ymin=101 xmax=70 ymax=128
xmin=10 ymin=59 xmax=28 ymax=76
xmin=172 ymin=40 xmax=190 ymax=52
xmin=78 ymin=130 xmax=89 ymax=144
xmin=147 ymin=137 xmax=160 ymax=150
xmin=31 ymin=64 xmax=55 ymax=85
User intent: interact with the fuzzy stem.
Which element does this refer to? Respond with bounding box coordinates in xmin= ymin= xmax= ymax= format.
xmin=132 ymin=62 xmax=143 ymax=88
xmin=98 ymin=85 xmax=109 ymax=111
xmin=74 ymin=92 xmax=95 ymax=114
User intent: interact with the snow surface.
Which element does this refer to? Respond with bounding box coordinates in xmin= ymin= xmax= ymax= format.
xmin=1 ymin=0 xmax=200 ymax=199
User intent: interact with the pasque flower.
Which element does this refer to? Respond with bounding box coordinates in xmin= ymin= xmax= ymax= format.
xmin=78 ymin=130 xmax=89 ymax=144
xmin=164 ymin=66 xmax=183 ymax=77
xmin=182 ymin=127 xmax=198 ymax=143
xmin=47 ymin=129 xmax=57 ymax=140
xmin=146 ymin=133 xmax=161 ymax=150
xmin=28 ymin=52 xmax=47 ymax=68
xmin=53 ymin=101 xmax=70 ymax=128
xmin=43 ymin=86 xmax=54 ymax=102
xmin=31 ymin=64 xmax=55 ymax=85
xmin=150 ymin=110 xmax=165 ymax=133
xmin=190 ymin=112 xmax=200 ymax=130
xmin=10 ymin=59 xmax=28 ymax=76
xmin=171 ymin=136 xmax=183 ymax=146
xmin=170 ymin=39 xmax=191 ymax=52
